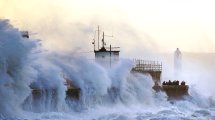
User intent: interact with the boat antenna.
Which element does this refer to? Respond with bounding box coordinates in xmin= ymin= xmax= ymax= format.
xmin=98 ymin=26 xmax=100 ymax=50
xmin=102 ymin=32 xmax=105 ymax=48
xmin=92 ymin=30 xmax=96 ymax=51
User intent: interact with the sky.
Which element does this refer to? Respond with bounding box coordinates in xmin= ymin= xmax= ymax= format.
xmin=1 ymin=0 xmax=215 ymax=56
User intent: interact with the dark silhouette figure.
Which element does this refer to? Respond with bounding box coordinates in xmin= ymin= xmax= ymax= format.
xmin=162 ymin=80 xmax=182 ymax=86
xmin=168 ymin=80 xmax=172 ymax=85
xmin=181 ymin=81 xmax=186 ymax=85
xmin=172 ymin=80 xmax=179 ymax=85
xmin=176 ymin=80 xmax=179 ymax=85
xmin=173 ymin=80 xmax=176 ymax=85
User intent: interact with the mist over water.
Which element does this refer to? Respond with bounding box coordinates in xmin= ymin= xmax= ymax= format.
xmin=1 ymin=19 xmax=215 ymax=120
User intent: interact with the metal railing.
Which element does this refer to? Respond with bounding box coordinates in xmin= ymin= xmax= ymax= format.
xmin=133 ymin=59 xmax=162 ymax=72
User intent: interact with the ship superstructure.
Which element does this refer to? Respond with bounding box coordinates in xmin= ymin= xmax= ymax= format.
xmin=93 ymin=26 xmax=120 ymax=68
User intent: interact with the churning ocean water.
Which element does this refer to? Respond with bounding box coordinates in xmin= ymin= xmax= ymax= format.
xmin=0 ymin=19 xmax=215 ymax=120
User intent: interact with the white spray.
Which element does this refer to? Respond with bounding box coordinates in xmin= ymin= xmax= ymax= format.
xmin=0 ymin=19 xmax=38 ymax=116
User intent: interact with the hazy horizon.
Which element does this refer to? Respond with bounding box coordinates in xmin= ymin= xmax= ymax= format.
xmin=1 ymin=0 xmax=215 ymax=55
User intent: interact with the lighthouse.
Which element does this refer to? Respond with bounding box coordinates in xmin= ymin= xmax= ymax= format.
xmin=174 ymin=48 xmax=182 ymax=78
xmin=92 ymin=26 xmax=120 ymax=68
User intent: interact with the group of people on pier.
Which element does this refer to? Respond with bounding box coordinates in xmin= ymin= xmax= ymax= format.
xmin=162 ymin=80 xmax=186 ymax=86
